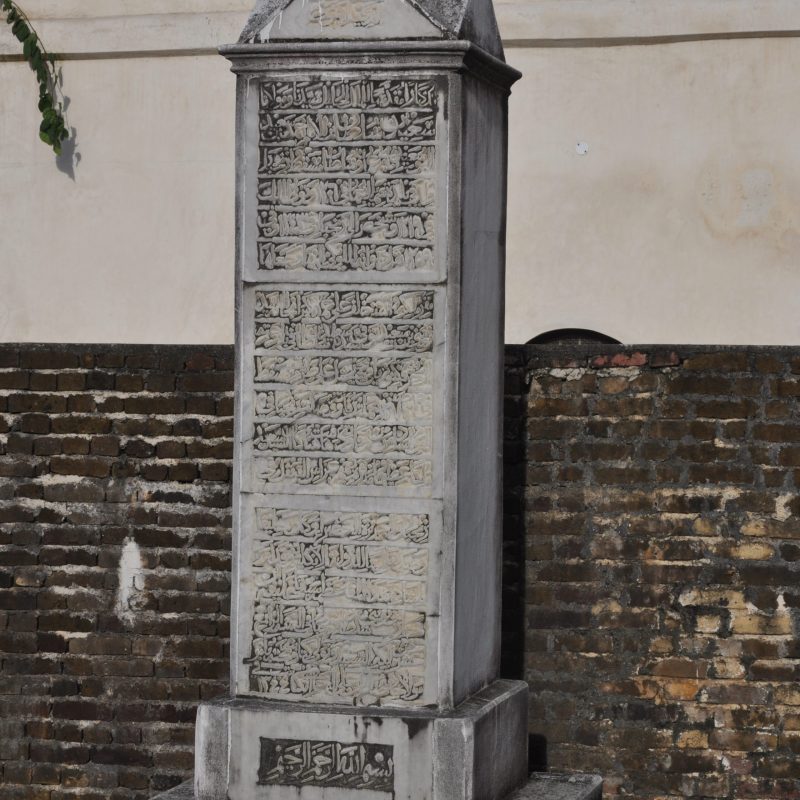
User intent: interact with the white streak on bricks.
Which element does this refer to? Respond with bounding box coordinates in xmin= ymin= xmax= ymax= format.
xmin=116 ymin=537 xmax=145 ymax=626
xmin=775 ymin=494 xmax=793 ymax=521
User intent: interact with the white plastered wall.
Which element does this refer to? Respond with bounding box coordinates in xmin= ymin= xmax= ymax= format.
xmin=1 ymin=1 xmax=800 ymax=344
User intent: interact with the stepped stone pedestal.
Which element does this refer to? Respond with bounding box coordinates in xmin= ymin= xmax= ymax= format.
xmin=153 ymin=1 xmax=599 ymax=798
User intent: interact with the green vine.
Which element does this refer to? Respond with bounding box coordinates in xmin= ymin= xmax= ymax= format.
xmin=3 ymin=0 xmax=68 ymax=153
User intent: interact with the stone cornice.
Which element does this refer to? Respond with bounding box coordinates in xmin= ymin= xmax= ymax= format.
xmin=3 ymin=0 xmax=800 ymax=59
xmin=220 ymin=40 xmax=522 ymax=92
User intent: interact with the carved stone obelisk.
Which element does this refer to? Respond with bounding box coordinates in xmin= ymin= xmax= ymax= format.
xmin=195 ymin=2 xmax=525 ymax=798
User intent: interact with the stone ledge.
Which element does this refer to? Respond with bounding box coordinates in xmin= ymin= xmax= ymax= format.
xmin=152 ymin=773 xmax=603 ymax=800
xmin=509 ymin=773 xmax=603 ymax=800
xmin=152 ymin=782 xmax=194 ymax=800
xmin=5 ymin=1 xmax=800 ymax=58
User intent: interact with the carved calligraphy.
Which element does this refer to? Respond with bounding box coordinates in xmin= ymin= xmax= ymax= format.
xmin=254 ymin=353 xmax=431 ymax=389
xmin=309 ymin=0 xmax=386 ymax=30
xmin=258 ymin=738 xmax=394 ymax=793
xmin=254 ymin=387 xmax=432 ymax=423
xmin=242 ymin=78 xmax=443 ymax=708
xmin=247 ymin=509 xmax=429 ymax=704
xmin=257 ymin=77 xmax=439 ymax=275
xmin=254 ymin=423 xmax=432 ymax=455
xmin=251 ymin=288 xmax=435 ymax=493
xmin=255 ymin=288 xmax=434 ymax=320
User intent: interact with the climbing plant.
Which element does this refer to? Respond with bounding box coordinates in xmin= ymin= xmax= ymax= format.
xmin=3 ymin=0 xmax=68 ymax=153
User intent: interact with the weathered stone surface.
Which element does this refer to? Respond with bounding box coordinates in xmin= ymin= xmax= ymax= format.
xmin=508 ymin=774 xmax=603 ymax=800
xmin=155 ymin=770 xmax=604 ymax=800
xmin=239 ymin=0 xmax=504 ymax=59
xmin=223 ymin=42 xmax=520 ymax=719
xmin=194 ymin=680 xmax=528 ymax=800
xmin=173 ymin=4 xmax=525 ymax=798
xmin=202 ymin=10 xmax=524 ymax=798
xmin=152 ymin=782 xmax=195 ymax=800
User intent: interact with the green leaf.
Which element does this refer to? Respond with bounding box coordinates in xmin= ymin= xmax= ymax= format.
xmin=26 ymin=47 xmax=40 ymax=67
xmin=40 ymin=117 xmax=57 ymax=137
xmin=23 ymin=33 xmax=37 ymax=59
xmin=5 ymin=4 xmax=68 ymax=154
xmin=11 ymin=19 xmax=29 ymax=41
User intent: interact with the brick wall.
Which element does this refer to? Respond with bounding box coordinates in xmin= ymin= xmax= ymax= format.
xmin=0 ymin=345 xmax=233 ymax=799
xmin=505 ymin=345 xmax=800 ymax=799
xmin=3 ymin=343 xmax=800 ymax=800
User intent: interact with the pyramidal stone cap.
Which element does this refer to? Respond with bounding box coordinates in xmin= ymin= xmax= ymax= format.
xmin=239 ymin=0 xmax=505 ymax=60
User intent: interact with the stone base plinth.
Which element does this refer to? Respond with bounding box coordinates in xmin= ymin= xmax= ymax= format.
xmin=190 ymin=679 xmax=527 ymax=800
xmin=153 ymin=770 xmax=603 ymax=800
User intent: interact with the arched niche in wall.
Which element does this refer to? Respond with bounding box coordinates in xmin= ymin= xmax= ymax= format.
xmin=526 ymin=327 xmax=622 ymax=345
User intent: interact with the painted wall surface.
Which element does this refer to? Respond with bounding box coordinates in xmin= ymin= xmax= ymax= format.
xmin=1 ymin=1 xmax=800 ymax=344
xmin=1 ymin=56 xmax=235 ymax=345
xmin=506 ymin=38 xmax=800 ymax=345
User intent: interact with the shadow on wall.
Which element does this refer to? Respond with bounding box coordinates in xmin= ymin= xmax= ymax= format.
xmin=502 ymin=337 xmax=541 ymax=771
xmin=503 ymin=328 xmax=620 ymax=774
xmin=502 ymin=327 xmax=621 ymax=685
xmin=527 ymin=329 xmax=622 ymax=346
xmin=55 ymin=69 xmax=81 ymax=180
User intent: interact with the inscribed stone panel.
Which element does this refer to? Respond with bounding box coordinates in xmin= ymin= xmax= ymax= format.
xmin=238 ymin=282 xmax=445 ymax=704
xmin=258 ymin=737 xmax=394 ymax=793
xmin=256 ymin=0 xmax=443 ymax=42
xmin=236 ymin=74 xmax=448 ymax=710
xmin=244 ymin=286 xmax=441 ymax=498
xmin=249 ymin=76 xmax=445 ymax=282
xmin=244 ymin=503 xmax=436 ymax=705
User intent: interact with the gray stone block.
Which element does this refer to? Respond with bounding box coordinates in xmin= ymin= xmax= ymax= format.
xmin=152 ymin=771 xmax=604 ymax=800
xmin=151 ymin=782 xmax=194 ymax=800
xmin=507 ymin=773 xmax=603 ymax=800
xmin=181 ymin=2 xmax=534 ymax=797
xmin=194 ymin=679 xmax=528 ymax=799
xmin=239 ymin=0 xmax=505 ymax=59
xmin=222 ymin=38 xmax=521 ymax=720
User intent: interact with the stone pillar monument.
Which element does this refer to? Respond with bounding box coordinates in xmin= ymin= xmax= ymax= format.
xmin=195 ymin=2 xmax=525 ymax=798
